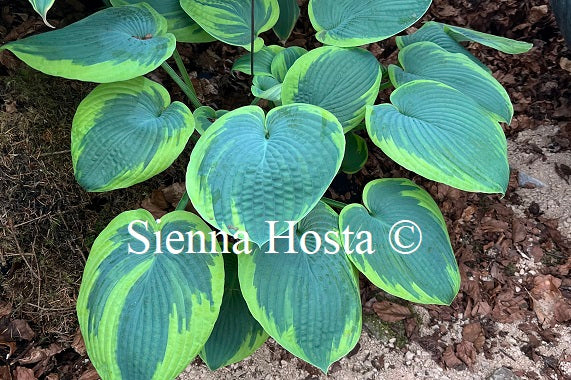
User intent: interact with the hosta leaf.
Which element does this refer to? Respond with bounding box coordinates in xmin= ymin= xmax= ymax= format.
xmin=232 ymin=45 xmax=284 ymax=76
xmin=76 ymin=209 xmax=224 ymax=380
xmin=273 ymin=0 xmax=300 ymax=41
xmin=396 ymin=22 xmax=490 ymax=71
xmin=194 ymin=106 xmax=229 ymax=135
xmin=180 ymin=0 xmax=279 ymax=51
xmin=0 ymin=4 xmax=176 ymax=83
xmin=308 ymin=0 xmax=432 ymax=47
xmin=250 ymin=47 xmax=307 ymax=101
xmin=341 ymin=132 xmax=368 ymax=174
xmin=339 ymin=179 xmax=460 ymax=305
xmin=396 ymin=22 xmax=532 ymax=71
xmin=389 ymin=41 xmax=513 ymax=123
xmin=200 ymin=253 xmax=268 ymax=370
xmin=282 ymin=46 xmax=382 ymax=132
xmin=72 ymin=77 xmax=194 ymax=192
xmin=111 ymin=0 xmax=214 ymax=43
xmin=186 ymin=104 xmax=345 ymax=246
xmin=366 ymin=80 xmax=509 ymax=194
xmin=239 ymin=202 xmax=361 ymax=372
xmin=442 ymin=23 xmax=533 ymax=54
xmin=28 ymin=0 xmax=55 ymax=27
xmin=252 ymin=76 xmax=282 ymax=102
xmin=270 ymin=46 xmax=307 ymax=82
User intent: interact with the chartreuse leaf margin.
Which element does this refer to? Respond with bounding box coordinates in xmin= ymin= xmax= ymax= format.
xmin=252 ymin=76 xmax=282 ymax=102
xmin=200 ymin=253 xmax=268 ymax=370
xmin=111 ymin=0 xmax=215 ymax=43
xmin=180 ymin=0 xmax=279 ymax=51
xmin=232 ymin=45 xmax=284 ymax=76
xmin=271 ymin=46 xmax=308 ymax=82
xmin=389 ymin=41 xmax=513 ymax=123
xmin=72 ymin=77 xmax=194 ymax=192
xmin=193 ymin=106 xmax=229 ymax=135
xmin=76 ymin=209 xmax=224 ymax=380
xmin=0 ymin=4 xmax=176 ymax=83
xmin=282 ymin=46 xmax=382 ymax=132
xmin=366 ymin=80 xmax=509 ymax=194
xmin=28 ymin=0 xmax=56 ymax=27
xmin=239 ymin=202 xmax=362 ymax=372
xmin=308 ymin=0 xmax=432 ymax=47
xmin=249 ymin=46 xmax=308 ymax=102
xmin=340 ymin=179 xmax=460 ymax=305
xmin=186 ymin=104 xmax=345 ymax=246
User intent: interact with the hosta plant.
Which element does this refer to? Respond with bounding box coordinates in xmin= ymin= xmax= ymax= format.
xmin=1 ymin=0 xmax=532 ymax=378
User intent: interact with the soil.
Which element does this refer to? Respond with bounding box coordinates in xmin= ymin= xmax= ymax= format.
xmin=0 ymin=0 xmax=569 ymax=379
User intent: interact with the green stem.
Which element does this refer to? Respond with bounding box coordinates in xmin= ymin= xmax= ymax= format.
xmin=321 ymin=197 xmax=348 ymax=210
xmin=176 ymin=191 xmax=190 ymax=211
xmin=173 ymin=48 xmax=193 ymax=89
xmin=379 ymin=81 xmax=394 ymax=91
xmin=251 ymin=97 xmax=261 ymax=105
xmin=161 ymin=62 xmax=202 ymax=109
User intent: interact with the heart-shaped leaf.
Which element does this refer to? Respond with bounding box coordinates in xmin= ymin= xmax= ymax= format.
xmin=389 ymin=41 xmax=513 ymax=123
xmin=282 ymin=46 xmax=382 ymax=132
xmin=232 ymin=45 xmax=284 ymax=76
xmin=341 ymin=132 xmax=368 ymax=174
xmin=28 ymin=0 xmax=55 ymax=27
xmin=111 ymin=0 xmax=214 ymax=43
xmin=72 ymin=77 xmax=194 ymax=192
xmin=308 ymin=0 xmax=432 ymax=47
xmin=180 ymin=0 xmax=279 ymax=51
xmin=339 ymin=179 xmax=460 ymax=305
xmin=0 ymin=4 xmax=176 ymax=83
xmin=239 ymin=202 xmax=361 ymax=372
xmin=77 ymin=209 xmax=224 ymax=379
xmin=194 ymin=106 xmax=229 ymax=135
xmin=186 ymin=104 xmax=345 ymax=246
xmin=200 ymin=253 xmax=268 ymax=370
xmin=366 ymin=80 xmax=509 ymax=194
xmin=274 ymin=0 xmax=300 ymax=41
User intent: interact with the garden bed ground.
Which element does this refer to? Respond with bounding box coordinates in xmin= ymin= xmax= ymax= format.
xmin=0 ymin=0 xmax=569 ymax=379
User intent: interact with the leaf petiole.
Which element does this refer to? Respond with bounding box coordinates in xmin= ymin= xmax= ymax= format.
xmin=161 ymin=61 xmax=202 ymax=109
xmin=320 ymin=197 xmax=348 ymax=210
xmin=176 ymin=191 xmax=190 ymax=211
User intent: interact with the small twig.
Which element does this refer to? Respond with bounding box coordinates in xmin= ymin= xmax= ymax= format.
xmin=38 ymin=150 xmax=70 ymax=157
xmin=25 ymin=303 xmax=75 ymax=312
xmin=499 ymin=348 xmax=517 ymax=362
xmin=7 ymin=219 xmax=40 ymax=281
xmin=515 ymin=246 xmax=532 ymax=261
